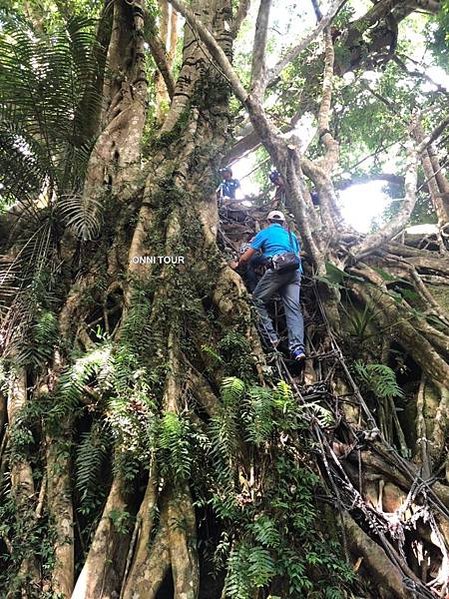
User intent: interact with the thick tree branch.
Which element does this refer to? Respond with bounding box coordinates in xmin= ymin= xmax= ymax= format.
xmin=413 ymin=123 xmax=449 ymax=226
xmin=266 ymin=0 xmax=346 ymax=86
xmin=317 ymin=28 xmax=339 ymax=170
xmin=416 ymin=116 xmax=449 ymax=153
xmin=168 ymin=0 xmax=248 ymax=103
xmin=232 ymin=0 xmax=252 ymax=38
xmin=223 ymin=107 xmax=303 ymax=164
xmin=250 ymin=0 xmax=272 ymax=96
xmin=147 ymin=31 xmax=176 ymax=98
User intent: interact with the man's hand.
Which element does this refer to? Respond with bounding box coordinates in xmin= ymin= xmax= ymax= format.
xmin=230 ymin=260 xmax=239 ymax=270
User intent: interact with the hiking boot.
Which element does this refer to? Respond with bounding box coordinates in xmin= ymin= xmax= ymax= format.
xmin=291 ymin=349 xmax=306 ymax=362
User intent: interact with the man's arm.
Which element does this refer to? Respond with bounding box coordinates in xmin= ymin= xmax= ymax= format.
xmin=230 ymin=247 xmax=256 ymax=270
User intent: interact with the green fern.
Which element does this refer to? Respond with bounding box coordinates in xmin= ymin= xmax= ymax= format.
xmin=221 ymin=377 xmax=246 ymax=409
xmin=298 ymin=402 xmax=334 ymax=428
xmin=0 ymin=13 xmax=101 ymax=198
xmin=15 ymin=310 xmax=59 ymax=369
xmin=247 ymin=546 xmax=276 ymax=587
xmin=224 ymin=543 xmax=276 ymax=598
xmin=273 ymin=380 xmax=295 ymax=411
xmin=158 ymin=412 xmax=192 ymax=482
xmin=243 ymin=386 xmax=274 ymax=445
xmin=251 ymin=516 xmax=281 ymax=549
xmin=210 ymin=377 xmax=245 ymax=468
xmin=224 ymin=544 xmax=252 ymax=599
xmin=76 ymin=421 xmax=110 ymax=514
xmin=0 ymin=13 xmax=103 ymax=358
xmin=354 ymin=361 xmax=404 ymax=399
xmin=105 ymin=360 xmax=158 ymax=481
xmin=47 ymin=344 xmax=112 ymax=426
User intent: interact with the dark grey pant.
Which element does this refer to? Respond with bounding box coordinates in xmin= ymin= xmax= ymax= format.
xmin=252 ymin=268 xmax=304 ymax=352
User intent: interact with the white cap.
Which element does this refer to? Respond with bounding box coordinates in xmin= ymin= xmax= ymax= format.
xmin=267 ymin=210 xmax=285 ymax=222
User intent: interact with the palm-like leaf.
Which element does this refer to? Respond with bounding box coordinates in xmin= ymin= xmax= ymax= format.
xmin=0 ymin=12 xmax=101 ymax=201
xmin=0 ymin=11 xmax=104 ymax=353
xmin=58 ymin=193 xmax=102 ymax=240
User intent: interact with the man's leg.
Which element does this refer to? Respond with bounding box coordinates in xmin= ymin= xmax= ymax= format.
xmin=279 ymin=270 xmax=305 ymax=353
xmin=252 ymin=269 xmax=285 ymax=345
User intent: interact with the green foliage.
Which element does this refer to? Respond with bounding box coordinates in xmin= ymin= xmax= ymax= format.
xmin=108 ymin=508 xmax=133 ymax=535
xmin=221 ymin=450 xmax=354 ymax=598
xmin=218 ymin=332 xmax=254 ymax=379
xmin=118 ymin=287 xmax=157 ymax=361
xmin=7 ymin=377 xmax=46 ymax=464
xmin=207 ymin=378 xmax=353 ymax=598
xmin=243 ymin=385 xmax=274 ymax=445
xmin=252 ymin=515 xmax=281 ymax=548
xmin=342 ymin=302 xmax=379 ymax=343
xmin=47 ymin=344 xmax=112 ymax=427
xmin=0 ymin=12 xmax=101 ymax=203
xmin=425 ymin=3 xmax=449 ymax=70
xmin=15 ymin=310 xmax=59 ymax=369
xmin=210 ymin=377 xmax=245 ymax=469
xmin=354 ymin=361 xmax=404 ymax=399
xmin=316 ymin=262 xmax=364 ymax=293
xmin=0 ymin=494 xmax=56 ymax=595
xmin=158 ymin=412 xmax=192 ymax=482
xmin=8 ymin=410 xmax=35 ymax=464
xmin=76 ymin=421 xmax=110 ymax=515
xmin=107 ymin=373 xmax=157 ymax=482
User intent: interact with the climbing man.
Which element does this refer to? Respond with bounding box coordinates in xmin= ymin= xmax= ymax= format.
xmin=230 ymin=210 xmax=305 ymax=362
xmin=217 ymin=166 xmax=240 ymax=200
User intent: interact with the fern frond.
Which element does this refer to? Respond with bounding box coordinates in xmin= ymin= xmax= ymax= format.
xmin=247 ymin=546 xmax=276 ymax=587
xmin=224 ymin=544 xmax=252 ymax=599
xmin=299 ymin=402 xmax=335 ymax=428
xmin=243 ymin=386 xmax=273 ymax=445
xmin=14 ymin=310 xmax=59 ymax=368
xmin=273 ymin=380 xmax=295 ymax=414
xmin=354 ymin=361 xmax=403 ymax=399
xmin=208 ymin=378 xmax=245 ymax=460
xmin=221 ymin=377 xmax=245 ymax=409
xmin=0 ymin=12 xmax=100 ymax=200
xmin=76 ymin=421 xmax=110 ymax=512
xmin=158 ymin=412 xmax=192 ymax=481
xmin=251 ymin=515 xmax=281 ymax=549
xmin=48 ymin=344 xmax=112 ymax=423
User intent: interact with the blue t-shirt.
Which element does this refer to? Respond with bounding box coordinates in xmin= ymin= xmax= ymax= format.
xmin=250 ymin=223 xmax=300 ymax=258
xmin=220 ymin=179 xmax=240 ymax=199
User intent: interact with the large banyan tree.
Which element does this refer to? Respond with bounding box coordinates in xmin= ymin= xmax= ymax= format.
xmin=2 ymin=0 xmax=449 ymax=597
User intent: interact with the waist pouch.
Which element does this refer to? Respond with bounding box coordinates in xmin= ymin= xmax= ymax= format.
xmin=271 ymin=252 xmax=300 ymax=272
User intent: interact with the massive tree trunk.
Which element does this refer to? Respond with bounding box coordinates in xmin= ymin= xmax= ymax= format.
xmin=2 ymin=1 xmax=449 ymax=598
